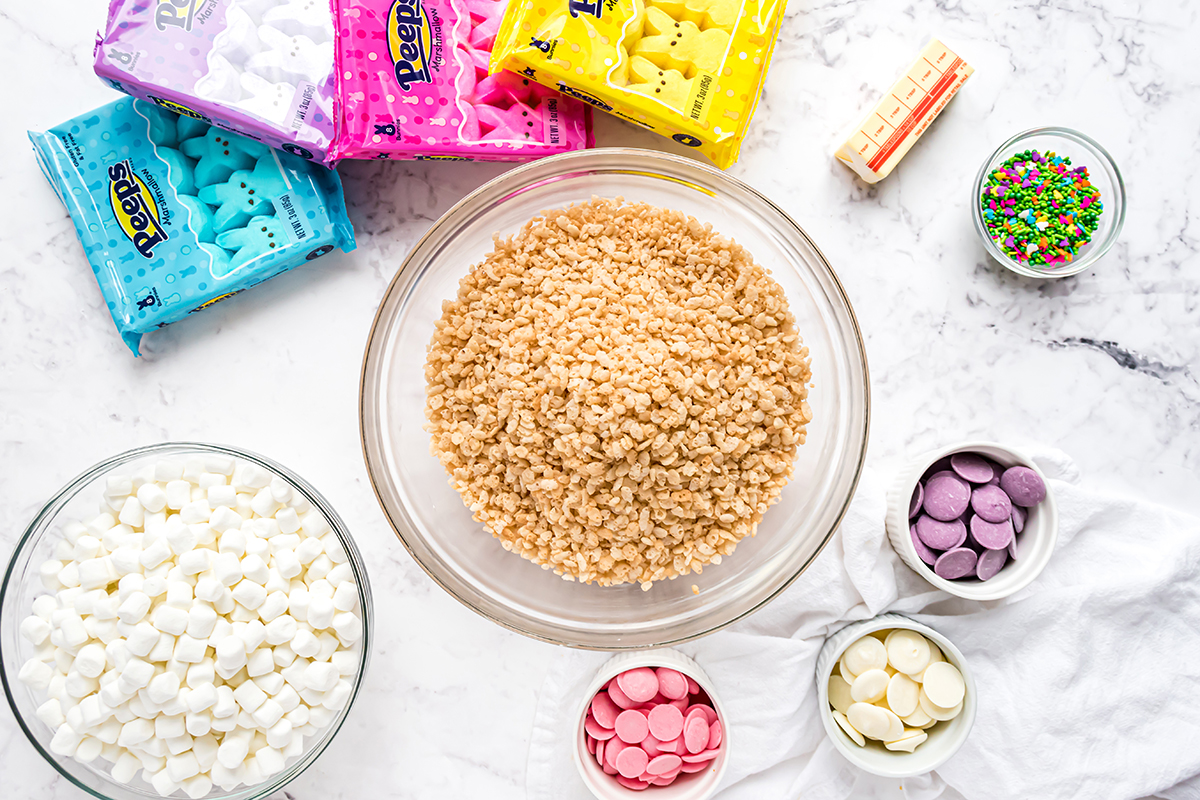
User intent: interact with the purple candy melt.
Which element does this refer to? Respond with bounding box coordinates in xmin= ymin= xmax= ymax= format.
xmin=916 ymin=515 xmax=967 ymax=550
xmin=923 ymin=474 xmax=971 ymax=521
xmin=1011 ymin=504 xmax=1026 ymax=534
xmin=950 ymin=452 xmax=994 ymax=484
xmin=909 ymin=483 xmax=924 ymax=519
xmin=1000 ymin=466 xmax=1046 ymax=507
xmin=911 ymin=524 xmax=938 ymax=566
xmin=971 ymin=484 xmax=1013 ymax=523
xmin=976 ymin=547 xmax=1009 ymax=580
xmin=922 ymin=457 xmax=954 ymax=481
xmin=970 ymin=514 xmax=1014 ymax=550
xmin=934 ymin=547 xmax=978 ymax=580
xmin=984 ymin=459 xmax=1004 ymax=485
xmin=1008 ymin=535 xmax=1020 ymax=560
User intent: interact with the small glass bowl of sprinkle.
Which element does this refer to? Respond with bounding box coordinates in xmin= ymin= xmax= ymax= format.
xmin=972 ymin=126 xmax=1125 ymax=278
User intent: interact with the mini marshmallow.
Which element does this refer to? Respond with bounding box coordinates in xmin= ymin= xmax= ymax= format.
xmin=156 ymin=713 xmax=186 ymax=740
xmin=186 ymin=660 xmax=216 ymax=690
xmin=73 ymin=535 xmax=102 ymax=562
xmin=216 ymin=637 xmax=247 ymax=672
xmin=251 ymin=487 xmax=281 ymax=518
xmin=195 ymin=576 xmax=224 ymax=603
xmin=213 ymin=553 xmax=243 ymax=586
xmin=60 ymin=613 xmax=90 ymax=648
xmin=118 ymin=717 xmax=154 ymax=747
xmin=275 ymin=507 xmax=301 ymax=534
xmin=295 ymin=537 xmax=323 ymax=566
xmin=21 ymin=614 xmax=52 ymax=645
xmin=75 ymin=643 xmax=108 ymax=678
xmin=303 ymin=661 xmax=339 ymax=693
xmin=212 ymin=685 xmax=239 ymax=719
xmin=208 ymin=484 xmax=238 ymax=509
xmin=143 ymin=574 xmax=169 ymax=598
xmin=165 ymin=523 xmax=198 ymax=557
xmin=258 ymin=591 xmax=289 ymax=623
xmin=173 ymin=634 xmax=209 ymax=664
xmin=233 ymin=681 xmax=267 ymax=714
xmin=210 ymin=507 xmax=244 ymax=535
xmin=147 ymin=671 xmax=182 ymax=705
xmin=137 ymin=483 xmax=168 ymax=514
xmin=139 ymin=538 xmax=173 ymax=570
xmin=254 ymin=671 xmax=285 ymax=696
xmin=152 ymin=605 xmax=190 ymax=636
xmin=178 ymin=549 xmax=210 ymax=575
xmin=179 ymin=499 xmax=211 ymax=524
xmin=252 ymin=698 xmax=284 ymax=728
xmin=240 ymin=554 xmax=269 ymax=585
xmin=186 ymin=604 xmax=219 ymax=639
xmin=149 ymin=631 xmax=178 ymax=662
xmin=166 ymin=580 xmax=194 ymax=609
xmin=217 ymin=525 xmax=247 ymax=555
xmin=273 ymin=549 xmax=301 ymax=579
xmin=300 ymin=511 xmax=331 ymax=539
xmin=231 ymin=579 xmax=267 ymax=610
xmin=240 ymin=620 xmax=267 ymax=652
xmin=307 ymin=595 xmax=335 ymax=630
xmin=247 ymin=648 xmax=275 ymax=677
xmin=165 ymin=480 xmax=192 ymax=510
xmin=291 ymin=628 xmax=319 ymax=658
xmin=181 ymin=773 xmax=212 ymax=799
xmin=18 ymin=658 xmax=54 ymax=690
xmin=118 ymin=496 xmax=145 ymax=528
xmin=78 ymin=557 xmax=119 ymax=590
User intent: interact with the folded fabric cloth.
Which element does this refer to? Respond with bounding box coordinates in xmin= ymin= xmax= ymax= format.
xmin=525 ymin=447 xmax=1200 ymax=800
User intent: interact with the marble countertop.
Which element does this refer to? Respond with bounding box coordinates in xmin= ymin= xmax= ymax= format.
xmin=2 ymin=0 xmax=1197 ymax=798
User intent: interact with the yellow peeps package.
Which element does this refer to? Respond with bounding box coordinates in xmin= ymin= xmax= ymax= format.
xmin=490 ymin=0 xmax=787 ymax=168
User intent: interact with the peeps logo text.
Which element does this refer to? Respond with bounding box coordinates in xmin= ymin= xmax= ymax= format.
xmin=556 ymin=83 xmax=613 ymax=112
xmin=155 ymin=0 xmax=198 ymax=32
xmin=147 ymin=96 xmax=208 ymax=121
xmin=108 ymin=160 xmax=168 ymax=259
xmin=567 ymin=0 xmax=604 ymax=18
xmin=387 ymin=0 xmax=437 ymax=91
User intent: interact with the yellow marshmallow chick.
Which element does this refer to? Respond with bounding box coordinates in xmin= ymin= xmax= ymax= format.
xmin=646 ymin=0 xmax=739 ymax=31
xmin=625 ymin=55 xmax=694 ymax=108
xmin=632 ymin=6 xmax=730 ymax=77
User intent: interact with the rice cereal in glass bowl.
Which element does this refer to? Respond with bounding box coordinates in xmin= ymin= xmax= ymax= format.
xmin=0 ymin=442 xmax=373 ymax=800
xmin=360 ymin=148 xmax=870 ymax=649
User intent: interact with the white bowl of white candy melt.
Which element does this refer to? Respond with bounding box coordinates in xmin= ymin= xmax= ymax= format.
xmin=0 ymin=442 xmax=372 ymax=800
xmin=814 ymin=614 xmax=975 ymax=778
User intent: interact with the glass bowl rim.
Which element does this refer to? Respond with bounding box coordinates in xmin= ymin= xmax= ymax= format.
xmin=971 ymin=125 xmax=1126 ymax=279
xmin=358 ymin=146 xmax=871 ymax=650
xmin=0 ymin=441 xmax=374 ymax=800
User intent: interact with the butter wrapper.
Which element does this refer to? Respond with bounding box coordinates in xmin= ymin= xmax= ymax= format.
xmin=835 ymin=38 xmax=973 ymax=183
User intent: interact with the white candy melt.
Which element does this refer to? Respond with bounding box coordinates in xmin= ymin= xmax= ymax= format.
xmin=17 ymin=454 xmax=361 ymax=793
xmin=827 ymin=629 xmax=962 ymax=753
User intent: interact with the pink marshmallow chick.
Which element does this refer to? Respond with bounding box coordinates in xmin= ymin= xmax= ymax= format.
xmin=477 ymin=101 xmax=543 ymax=142
xmin=471 ymin=71 xmax=533 ymax=106
xmin=458 ymin=104 xmax=481 ymax=141
xmin=455 ymin=45 xmax=479 ymax=99
xmin=468 ymin=12 xmax=502 ymax=50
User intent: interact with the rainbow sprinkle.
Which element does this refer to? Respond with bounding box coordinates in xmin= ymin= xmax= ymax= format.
xmin=980 ymin=149 xmax=1103 ymax=267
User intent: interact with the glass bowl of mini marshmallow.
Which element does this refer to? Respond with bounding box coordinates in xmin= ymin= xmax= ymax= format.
xmin=0 ymin=442 xmax=372 ymax=800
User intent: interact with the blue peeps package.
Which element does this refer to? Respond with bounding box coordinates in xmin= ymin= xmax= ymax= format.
xmin=29 ymin=97 xmax=355 ymax=355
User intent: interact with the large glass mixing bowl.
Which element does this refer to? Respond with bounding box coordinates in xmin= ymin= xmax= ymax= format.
xmin=360 ymin=149 xmax=869 ymax=649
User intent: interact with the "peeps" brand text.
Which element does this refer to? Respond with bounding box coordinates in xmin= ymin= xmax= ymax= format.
xmin=108 ymin=160 xmax=169 ymax=258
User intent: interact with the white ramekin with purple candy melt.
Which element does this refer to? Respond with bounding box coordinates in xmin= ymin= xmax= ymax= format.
xmin=885 ymin=441 xmax=1059 ymax=601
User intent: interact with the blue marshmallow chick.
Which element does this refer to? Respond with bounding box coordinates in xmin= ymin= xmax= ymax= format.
xmin=181 ymin=127 xmax=270 ymax=187
xmin=215 ymin=216 xmax=290 ymax=274
xmin=197 ymin=157 xmax=289 ymax=233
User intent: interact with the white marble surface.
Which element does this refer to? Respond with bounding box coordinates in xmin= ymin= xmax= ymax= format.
xmin=2 ymin=0 xmax=1198 ymax=798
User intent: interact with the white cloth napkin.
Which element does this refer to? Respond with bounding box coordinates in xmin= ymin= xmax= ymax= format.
xmin=525 ymin=447 xmax=1200 ymax=800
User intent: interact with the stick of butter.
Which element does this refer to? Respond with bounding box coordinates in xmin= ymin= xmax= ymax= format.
xmin=835 ymin=39 xmax=974 ymax=183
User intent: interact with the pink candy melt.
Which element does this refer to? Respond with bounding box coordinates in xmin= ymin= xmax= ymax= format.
xmin=584 ymin=666 xmax=723 ymax=791
xmin=618 ymin=668 xmax=660 ymax=703
xmin=647 ymin=703 xmax=685 ymax=741
xmin=615 ymin=709 xmax=650 ymax=744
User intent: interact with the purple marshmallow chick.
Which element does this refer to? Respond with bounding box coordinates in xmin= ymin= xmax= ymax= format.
xmin=934 ymin=547 xmax=978 ymax=580
xmin=911 ymin=524 xmax=938 ymax=566
xmin=1000 ymin=466 xmax=1047 ymax=507
xmin=909 ymin=483 xmax=924 ymax=519
xmin=970 ymin=514 xmax=1014 ymax=550
xmin=916 ymin=515 xmax=967 ymax=550
xmin=976 ymin=548 xmax=1009 ymax=581
xmin=971 ymin=484 xmax=1013 ymax=523
xmin=923 ymin=474 xmax=971 ymax=521
xmin=950 ymin=452 xmax=994 ymax=484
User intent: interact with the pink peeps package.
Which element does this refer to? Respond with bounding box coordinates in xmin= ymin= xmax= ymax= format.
xmin=331 ymin=0 xmax=592 ymax=161
xmin=94 ymin=0 xmax=339 ymax=165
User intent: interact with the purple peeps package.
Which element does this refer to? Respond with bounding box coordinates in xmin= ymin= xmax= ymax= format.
xmin=94 ymin=0 xmax=338 ymax=165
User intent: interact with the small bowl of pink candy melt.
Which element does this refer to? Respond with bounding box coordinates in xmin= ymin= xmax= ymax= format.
xmin=575 ymin=650 xmax=728 ymax=799
xmin=885 ymin=442 xmax=1059 ymax=601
